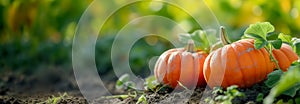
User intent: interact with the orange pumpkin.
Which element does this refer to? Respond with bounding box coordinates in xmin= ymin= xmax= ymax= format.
xmin=203 ymin=27 xmax=299 ymax=88
xmin=203 ymin=39 xmax=275 ymax=88
xmin=272 ymin=43 xmax=299 ymax=71
xmin=154 ymin=42 xmax=208 ymax=88
xmin=244 ymin=40 xmax=298 ymax=71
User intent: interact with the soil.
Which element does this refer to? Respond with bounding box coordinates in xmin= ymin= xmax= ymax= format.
xmin=94 ymin=83 xmax=270 ymax=104
xmin=0 ymin=67 xmax=272 ymax=104
xmin=0 ymin=66 xmax=87 ymax=104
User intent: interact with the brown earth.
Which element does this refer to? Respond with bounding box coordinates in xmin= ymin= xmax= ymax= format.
xmin=0 ymin=67 xmax=272 ymax=104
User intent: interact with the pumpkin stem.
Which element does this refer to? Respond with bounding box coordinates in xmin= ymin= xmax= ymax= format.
xmin=220 ymin=26 xmax=231 ymax=45
xmin=187 ymin=40 xmax=195 ymax=52
xmin=209 ymin=26 xmax=231 ymax=52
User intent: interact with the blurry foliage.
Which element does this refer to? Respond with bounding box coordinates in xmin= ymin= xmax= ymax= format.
xmin=0 ymin=0 xmax=92 ymax=73
xmin=129 ymin=36 xmax=173 ymax=77
xmin=1 ymin=0 xmax=300 ymax=75
xmin=205 ymin=0 xmax=300 ymax=41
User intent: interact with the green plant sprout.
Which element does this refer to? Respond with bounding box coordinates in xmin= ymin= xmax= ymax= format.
xmin=212 ymin=85 xmax=245 ymax=104
xmin=115 ymin=74 xmax=136 ymax=90
xmin=136 ymin=94 xmax=147 ymax=104
xmin=144 ymin=75 xmax=159 ymax=91
xmin=101 ymin=91 xmax=137 ymax=100
xmin=39 ymin=92 xmax=68 ymax=104
xmin=256 ymin=93 xmax=264 ymax=103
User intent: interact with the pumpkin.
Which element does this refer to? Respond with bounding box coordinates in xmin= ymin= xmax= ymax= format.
xmin=154 ymin=41 xmax=208 ymax=88
xmin=272 ymin=43 xmax=299 ymax=71
xmin=245 ymin=40 xmax=298 ymax=71
xmin=203 ymin=39 xmax=275 ymax=88
xmin=203 ymin=27 xmax=298 ymax=88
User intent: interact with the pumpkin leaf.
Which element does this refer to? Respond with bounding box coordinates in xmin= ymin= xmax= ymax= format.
xmin=288 ymin=99 xmax=294 ymax=104
xmin=267 ymin=32 xmax=279 ymax=41
xmin=276 ymin=99 xmax=284 ymax=104
xmin=264 ymin=70 xmax=284 ymax=88
xmin=179 ymin=34 xmax=192 ymax=44
xmin=179 ymin=30 xmax=210 ymax=53
xmin=254 ymin=38 xmax=268 ymax=49
xmin=295 ymin=97 xmax=300 ymax=104
xmin=191 ymin=30 xmax=210 ymax=52
xmin=243 ymin=33 xmax=264 ymax=39
xmin=264 ymin=65 xmax=300 ymax=97
xmin=294 ymin=43 xmax=300 ymax=56
xmin=256 ymin=93 xmax=264 ymax=102
xmin=281 ymin=83 xmax=300 ymax=97
xmin=269 ymin=39 xmax=282 ymax=49
xmin=244 ymin=22 xmax=275 ymax=40
xmin=278 ymin=33 xmax=292 ymax=43
xmin=243 ymin=22 xmax=284 ymax=70
xmin=264 ymin=64 xmax=300 ymax=104
xmin=243 ymin=32 xmax=269 ymax=49
xmin=292 ymin=38 xmax=300 ymax=56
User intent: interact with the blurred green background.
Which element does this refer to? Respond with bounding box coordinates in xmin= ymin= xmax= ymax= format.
xmin=1 ymin=0 xmax=300 ymax=76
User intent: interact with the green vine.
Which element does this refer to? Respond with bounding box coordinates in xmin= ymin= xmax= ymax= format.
xmin=267 ymin=44 xmax=281 ymax=70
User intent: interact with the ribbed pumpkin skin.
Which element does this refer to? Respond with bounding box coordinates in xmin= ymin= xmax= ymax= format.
xmin=245 ymin=40 xmax=298 ymax=71
xmin=272 ymin=43 xmax=299 ymax=71
xmin=154 ymin=48 xmax=208 ymax=88
xmin=203 ymin=39 xmax=275 ymax=88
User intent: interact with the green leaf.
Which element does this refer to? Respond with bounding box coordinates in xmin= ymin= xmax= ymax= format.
xmin=292 ymin=38 xmax=300 ymax=56
xmin=244 ymin=33 xmax=264 ymax=39
xmin=191 ymin=30 xmax=210 ymax=51
xmin=214 ymin=85 xmax=244 ymax=103
xmin=288 ymin=99 xmax=294 ymax=104
xmin=295 ymin=97 xmax=300 ymax=104
xmin=119 ymin=74 xmax=130 ymax=82
xmin=215 ymin=95 xmax=224 ymax=101
xmin=136 ymin=95 xmax=147 ymax=104
xmin=282 ymin=83 xmax=300 ymax=97
xmin=179 ymin=30 xmax=211 ymax=53
xmin=278 ymin=33 xmax=292 ymax=43
xmin=212 ymin=86 xmax=223 ymax=94
xmin=264 ymin=70 xmax=284 ymax=88
xmin=276 ymin=99 xmax=283 ymax=104
xmin=256 ymin=93 xmax=264 ymax=102
xmin=226 ymin=85 xmax=238 ymax=91
xmin=102 ymin=92 xmax=137 ymax=99
xmin=264 ymin=64 xmax=300 ymax=104
xmin=125 ymin=81 xmax=136 ymax=89
xmin=116 ymin=80 xmax=125 ymax=90
xmin=244 ymin=22 xmax=275 ymax=40
xmin=116 ymin=74 xmax=136 ymax=90
xmin=144 ymin=76 xmax=159 ymax=91
xmin=178 ymin=34 xmax=191 ymax=44
xmin=269 ymin=39 xmax=282 ymax=49
xmin=267 ymin=32 xmax=279 ymax=40
xmin=254 ymin=38 xmax=268 ymax=49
